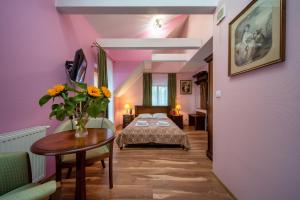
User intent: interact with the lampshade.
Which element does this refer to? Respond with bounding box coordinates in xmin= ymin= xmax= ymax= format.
xmin=124 ymin=103 xmax=130 ymax=109
xmin=175 ymin=104 xmax=181 ymax=110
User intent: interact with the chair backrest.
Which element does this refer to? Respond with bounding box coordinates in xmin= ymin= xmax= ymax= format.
xmin=86 ymin=118 xmax=115 ymax=132
xmin=54 ymin=118 xmax=115 ymax=134
xmin=0 ymin=152 xmax=31 ymax=195
xmin=53 ymin=120 xmax=73 ymax=134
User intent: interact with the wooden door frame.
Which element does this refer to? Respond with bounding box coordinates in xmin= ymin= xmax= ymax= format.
xmin=205 ymin=54 xmax=213 ymax=160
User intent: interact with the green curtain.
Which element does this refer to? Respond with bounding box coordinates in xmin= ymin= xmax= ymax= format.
xmin=98 ymin=48 xmax=108 ymax=87
xmin=168 ymin=73 xmax=176 ymax=109
xmin=143 ymin=73 xmax=152 ymax=106
xmin=97 ymin=48 xmax=108 ymax=117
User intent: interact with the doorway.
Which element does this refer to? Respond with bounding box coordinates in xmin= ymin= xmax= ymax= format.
xmin=205 ymin=54 xmax=213 ymax=160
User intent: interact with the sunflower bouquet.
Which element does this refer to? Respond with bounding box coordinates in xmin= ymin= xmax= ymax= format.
xmin=39 ymin=82 xmax=111 ymax=137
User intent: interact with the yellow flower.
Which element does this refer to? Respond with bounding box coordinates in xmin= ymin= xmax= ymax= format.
xmin=87 ymin=86 xmax=101 ymax=97
xmin=101 ymin=86 xmax=111 ymax=98
xmin=47 ymin=88 xmax=57 ymax=97
xmin=53 ymin=84 xmax=65 ymax=93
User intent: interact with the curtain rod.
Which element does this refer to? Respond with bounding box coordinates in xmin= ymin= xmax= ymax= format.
xmin=143 ymin=72 xmax=189 ymax=74
xmin=91 ymin=41 xmax=116 ymax=62
xmin=91 ymin=42 xmax=105 ymax=51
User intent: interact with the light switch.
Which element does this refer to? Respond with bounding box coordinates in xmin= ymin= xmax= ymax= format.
xmin=216 ymin=90 xmax=222 ymax=98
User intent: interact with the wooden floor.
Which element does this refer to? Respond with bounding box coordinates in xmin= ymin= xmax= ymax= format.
xmin=57 ymin=126 xmax=233 ymax=200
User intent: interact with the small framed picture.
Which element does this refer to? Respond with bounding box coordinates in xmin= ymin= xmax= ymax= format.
xmin=180 ymin=80 xmax=192 ymax=95
xmin=216 ymin=4 xmax=226 ymax=25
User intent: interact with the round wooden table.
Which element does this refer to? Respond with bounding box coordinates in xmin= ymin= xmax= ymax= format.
xmin=31 ymin=128 xmax=115 ymax=200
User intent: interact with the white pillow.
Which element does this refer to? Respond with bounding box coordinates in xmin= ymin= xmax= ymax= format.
xmin=153 ymin=113 xmax=168 ymax=119
xmin=137 ymin=113 xmax=153 ymax=119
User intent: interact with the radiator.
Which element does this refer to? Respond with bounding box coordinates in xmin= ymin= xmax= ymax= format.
xmin=0 ymin=126 xmax=49 ymax=182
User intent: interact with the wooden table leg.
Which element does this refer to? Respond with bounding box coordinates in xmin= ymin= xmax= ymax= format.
xmin=55 ymin=155 xmax=62 ymax=182
xmin=75 ymin=151 xmax=86 ymax=200
xmin=109 ymin=140 xmax=114 ymax=189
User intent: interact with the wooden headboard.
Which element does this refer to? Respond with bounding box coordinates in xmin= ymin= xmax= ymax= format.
xmin=135 ymin=106 xmax=170 ymax=116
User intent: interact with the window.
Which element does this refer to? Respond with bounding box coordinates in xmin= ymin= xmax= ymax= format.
xmin=152 ymin=85 xmax=168 ymax=106
xmin=152 ymin=74 xmax=168 ymax=106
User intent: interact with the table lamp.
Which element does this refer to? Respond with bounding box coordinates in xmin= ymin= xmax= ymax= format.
xmin=175 ymin=104 xmax=181 ymax=115
xmin=124 ymin=103 xmax=131 ymax=114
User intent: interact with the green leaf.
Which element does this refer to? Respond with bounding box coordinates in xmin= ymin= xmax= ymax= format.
xmin=49 ymin=110 xmax=56 ymax=119
xmin=65 ymin=108 xmax=74 ymax=116
xmin=87 ymin=104 xmax=101 ymax=118
xmin=56 ymin=109 xmax=65 ymax=121
xmin=52 ymin=104 xmax=60 ymax=111
xmin=75 ymin=82 xmax=87 ymax=89
xmin=39 ymin=95 xmax=52 ymax=106
xmin=64 ymin=103 xmax=75 ymax=116
xmin=61 ymin=92 xmax=68 ymax=100
xmin=73 ymin=93 xmax=87 ymax=102
xmin=65 ymin=99 xmax=76 ymax=108
xmin=100 ymin=101 xmax=108 ymax=111
xmin=65 ymin=85 xmax=80 ymax=93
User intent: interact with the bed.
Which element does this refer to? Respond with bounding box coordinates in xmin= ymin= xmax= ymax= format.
xmin=116 ymin=106 xmax=190 ymax=150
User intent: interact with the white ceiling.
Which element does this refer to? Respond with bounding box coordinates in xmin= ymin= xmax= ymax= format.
xmin=86 ymin=14 xmax=182 ymax=38
xmin=86 ymin=14 xmax=191 ymax=62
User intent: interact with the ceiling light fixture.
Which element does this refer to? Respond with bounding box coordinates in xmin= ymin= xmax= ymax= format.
xmin=148 ymin=15 xmax=166 ymax=37
xmin=154 ymin=18 xmax=163 ymax=29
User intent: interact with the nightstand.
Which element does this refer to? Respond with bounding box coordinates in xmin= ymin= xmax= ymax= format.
xmin=189 ymin=113 xmax=206 ymax=130
xmin=170 ymin=114 xmax=183 ymax=129
xmin=123 ymin=114 xmax=134 ymax=128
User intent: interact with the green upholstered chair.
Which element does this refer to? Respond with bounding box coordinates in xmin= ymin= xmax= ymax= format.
xmin=54 ymin=117 xmax=115 ymax=189
xmin=0 ymin=152 xmax=57 ymax=200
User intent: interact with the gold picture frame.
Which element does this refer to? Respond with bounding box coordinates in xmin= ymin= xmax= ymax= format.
xmin=228 ymin=0 xmax=285 ymax=76
xmin=180 ymin=80 xmax=192 ymax=95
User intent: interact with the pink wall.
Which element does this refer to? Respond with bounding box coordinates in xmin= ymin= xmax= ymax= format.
xmin=176 ymin=73 xmax=197 ymax=124
xmin=181 ymin=15 xmax=213 ymax=42
xmin=115 ymin=76 xmax=143 ymax=126
xmin=213 ymin=1 xmax=300 ymax=199
xmin=151 ymin=62 xmax=186 ymax=73
xmin=113 ymin=61 xmax=142 ymax=90
xmin=113 ymin=61 xmax=144 ymax=126
xmin=181 ymin=15 xmax=214 ymax=58
xmin=0 ymin=0 xmax=99 ymax=176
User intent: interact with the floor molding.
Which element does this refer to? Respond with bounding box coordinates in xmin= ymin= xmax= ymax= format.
xmin=212 ymin=173 xmax=238 ymax=200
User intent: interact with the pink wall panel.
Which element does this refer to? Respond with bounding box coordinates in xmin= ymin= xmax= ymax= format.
xmin=0 ymin=0 xmax=99 ymax=176
xmin=113 ymin=61 xmax=142 ymax=90
xmin=176 ymin=73 xmax=197 ymax=124
xmin=213 ymin=0 xmax=300 ymax=199
xmin=115 ymin=76 xmax=144 ymax=126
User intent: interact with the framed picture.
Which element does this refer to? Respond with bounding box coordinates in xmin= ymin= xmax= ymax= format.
xmin=228 ymin=0 xmax=285 ymax=76
xmin=216 ymin=4 xmax=226 ymax=25
xmin=180 ymin=80 xmax=192 ymax=95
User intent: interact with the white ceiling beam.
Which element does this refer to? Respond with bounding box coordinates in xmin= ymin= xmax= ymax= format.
xmin=152 ymin=53 xmax=192 ymax=62
xmin=144 ymin=61 xmax=152 ymax=72
xmin=55 ymin=0 xmax=217 ymax=14
xmin=97 ymin=38 xmax=202 ymax=50
xmin=180 ymin=37 xmax=212 ymax=72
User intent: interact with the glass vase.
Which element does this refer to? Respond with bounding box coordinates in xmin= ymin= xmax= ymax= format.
xmin=74 ymin=114 xmax=88 ymax=138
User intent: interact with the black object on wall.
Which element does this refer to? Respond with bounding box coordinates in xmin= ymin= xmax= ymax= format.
xmin=65 ymin=48 xmax=87 ymax=83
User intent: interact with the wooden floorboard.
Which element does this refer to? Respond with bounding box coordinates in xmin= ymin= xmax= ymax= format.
xmin=56 ymin=126 xmax=233 ymax=200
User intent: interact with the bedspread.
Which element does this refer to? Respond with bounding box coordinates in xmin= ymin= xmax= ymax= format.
xmin=116 ymin=118 xmax=190 ymax=149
